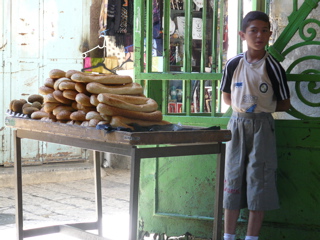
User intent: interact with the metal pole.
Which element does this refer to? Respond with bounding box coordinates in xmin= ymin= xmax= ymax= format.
xmin=129 ymin=146 xmax=141 ymax=240
xmin=94 ymin=151 xmax=103 ymax=236
xmin=14 ymin=130 xmax=23 ymax=240
xmin=213 ymin=143 xmax=226 ymax=240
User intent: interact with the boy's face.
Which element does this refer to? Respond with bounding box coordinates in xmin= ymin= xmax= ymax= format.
xmin=239 ymin=20 xmax=272 ymax=51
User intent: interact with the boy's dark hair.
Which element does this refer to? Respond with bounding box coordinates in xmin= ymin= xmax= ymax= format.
xmin=241 ymin=11 xmax=270 ymax=32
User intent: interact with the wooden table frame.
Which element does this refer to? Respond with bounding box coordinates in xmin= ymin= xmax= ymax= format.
xmin=7 ymin=117 xmax=230 ymax=240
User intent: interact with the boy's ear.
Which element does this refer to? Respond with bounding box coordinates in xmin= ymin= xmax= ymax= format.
xmin=239 ymin=31 xmax=246 ymax=40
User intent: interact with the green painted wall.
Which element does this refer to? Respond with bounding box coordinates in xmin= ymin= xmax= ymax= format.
xmin=138 ymin=119 xmax=320 ymax=239
xmin=135 ymin=0 xmax=320 ymax=239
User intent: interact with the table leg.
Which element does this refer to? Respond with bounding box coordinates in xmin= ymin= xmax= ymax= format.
xmin=129 ymin=147 xmax=141 ymax=240
xmin=93 ymin=151 xmax=103 ymax=236
xmin=213 ymin=143 xmax=226 ymax=240
xmin=14 ymin=130 xmax=23 ymax=240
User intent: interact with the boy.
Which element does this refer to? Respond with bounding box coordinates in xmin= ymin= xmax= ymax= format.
xmin=220 ymin=11 xmax=290 ymax=240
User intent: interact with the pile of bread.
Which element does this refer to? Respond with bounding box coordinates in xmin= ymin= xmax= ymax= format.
xmin=8 ymin=94 xmax=44 ymax=116
xmin=27 ymin=69 xmax=169 ymax=130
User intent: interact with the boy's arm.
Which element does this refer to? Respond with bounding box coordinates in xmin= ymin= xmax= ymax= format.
xmin=222 ymin=92 xmax=232 ymax=106
xmin=276 ymin=98 xmax=290 ymax=112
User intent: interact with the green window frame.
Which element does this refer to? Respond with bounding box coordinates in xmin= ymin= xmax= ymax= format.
xmin=133 ymin=0 xmax=266 ymax=120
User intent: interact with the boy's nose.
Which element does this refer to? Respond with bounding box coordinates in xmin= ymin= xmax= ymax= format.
xmin=256 ymin=31 xmax=264 ymax=38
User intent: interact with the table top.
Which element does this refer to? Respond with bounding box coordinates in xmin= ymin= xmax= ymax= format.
xmin=5 ymin=117 xmax=231 ymax=145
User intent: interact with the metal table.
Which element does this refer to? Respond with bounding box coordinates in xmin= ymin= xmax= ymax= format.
xmin=5 ymin=117 xmax=231 ymax=240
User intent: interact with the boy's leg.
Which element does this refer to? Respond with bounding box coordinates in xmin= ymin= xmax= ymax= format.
xmin=246 ymin=210 xmax=264 ymax=236
xmin=224 ymin=209 xmax=240 ymax=234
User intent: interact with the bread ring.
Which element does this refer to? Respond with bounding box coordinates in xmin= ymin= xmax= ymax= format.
xmin=76 ymin=103 xmax=96 ymax=112
xmin=23 ymin=107 xmax=40 ymax=115
xmin=100 ymin=114 xmax=111 ymax=122
xmin=110 ymin=116 xmax=170 ymax=130
xmin=53 ymin=90 xmax=73 ymax=105
xmin=70 ymin=110 xmax=87 ymax=121
xmin=44 ymin=93 xmax=59 ymax=103
xmin=75 ymin=82 xmax=89 ymax=94
xmin=56 ymin=110 xmax=72 ymax=120
xmin=59 ymin=81 xmax=76 ymax=91
xmin=66 ymin=70 xmax=81 ymax=78
xmin=90 ymin=95 xmax=99 ymax=106
xmin=44 ymin=78 xmax=55 ymax=88
xmin=97 ymin=93 xmax=158 ymax=112
xmin=53 ymin=77 xmax=71 ymax=90
xmin=49 ymin=69 xmax=66 ymax=79
xmin=71 ymin=101 xmax=78 ymax=110
xmin=52 ymin=105 xmax=75 ymax=116
xmin=75 ymin=93 xmax=93 ymax=107
xmin=97 ymin=120 xmax=110 ymax=125
xmin=97 ymin=103 xmax=163 ymax=122
xmin=66 ymin=120 xmax=82 ymax=125
xmin=81 ymin=121 xmax=90 ymax=127
xmin=87 ymin=82 xmax=143 ymax=95
xmin=22 ymin=103 xmax=32 ymax=109
xmin=71 ymin=72 xmax=132 ymax=84
xmin=39 ymin=86 xmax=54 ymax=95
xmin=28 ymin=94 xmax=44 ymax=104
xmin=41 ymin=117 xmax=56 ymax=122
xmin=43 ymin=102 xmax=61 ymax=113
xmin=31 ymin=111 xmax=50 ymax=119
xmin=86 ymin=111 xmax=103 ymax=121
xmin=63 ymin=89 xmax=78 ymax=100
xmin=31 ymin=102 xmax=42 ymax=110
xmin=88 ymin=119 xmax=100 ymax=127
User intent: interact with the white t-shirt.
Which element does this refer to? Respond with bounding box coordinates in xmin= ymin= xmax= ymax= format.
xmin=220 ymin=52 xmax=290 ymax=113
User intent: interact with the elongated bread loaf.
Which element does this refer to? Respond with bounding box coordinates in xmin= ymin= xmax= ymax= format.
xmin=87 ymin=82 xmax=143 ymax=95
xmin=97 ymin=93 xmax=158 ymax=112
xmin=97 ymin=103 xmax=162 ymax=122
xmin=110 ymin=116 xmax=170 ymax=130
xmin=71 ymin=73 xmax=132 ymax=84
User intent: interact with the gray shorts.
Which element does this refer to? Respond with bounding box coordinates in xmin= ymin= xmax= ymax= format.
xmin=223 ymin=112 xmax=280 ymax=211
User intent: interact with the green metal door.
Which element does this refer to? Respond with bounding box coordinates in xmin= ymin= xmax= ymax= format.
xmin=134 ymin=0 xmax=320 ymax=239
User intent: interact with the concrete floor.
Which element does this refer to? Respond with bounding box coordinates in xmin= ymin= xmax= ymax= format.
xmin=0 ymin=162 xmax=131 ymax=240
